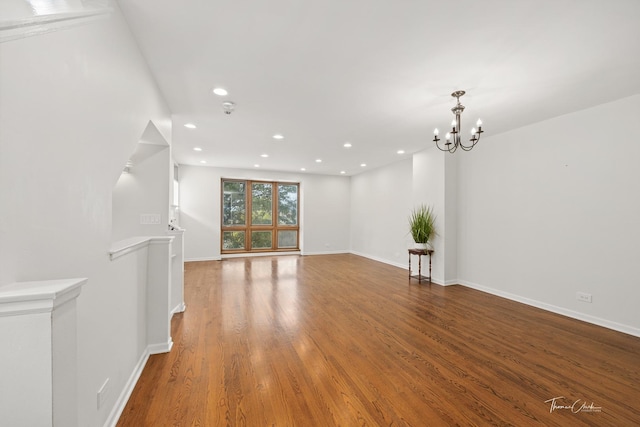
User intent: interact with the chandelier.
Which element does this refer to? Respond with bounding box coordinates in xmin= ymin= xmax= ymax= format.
xmin=433 ymin=90 xmax=483 ymax=153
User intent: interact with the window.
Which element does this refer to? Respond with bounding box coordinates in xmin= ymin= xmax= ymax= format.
xmin=221 ymin=179 xmax=299 ymax=253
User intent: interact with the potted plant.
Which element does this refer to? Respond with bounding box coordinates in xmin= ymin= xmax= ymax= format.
xmin=409 ymin=204 xmax=436 ymax=250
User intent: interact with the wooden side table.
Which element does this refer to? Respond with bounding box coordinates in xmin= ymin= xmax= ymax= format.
xmin=408 ymin=248 xmax=433 ymax=283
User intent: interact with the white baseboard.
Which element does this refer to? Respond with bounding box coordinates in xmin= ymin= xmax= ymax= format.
xmin=349 ymin=250 xmax=448 ymax=286
xmin=103 ymin=349 xmax=150 ymax=427
xmin=301 ymin=250 xmax=350 ymax=256
xmin=184 ymin=256 xmax=221 ymax=262
xmin=346 ymin=252 xmax=638 ymax=336
xmin=187 ymin=251 xmax=352 ymax=260
xmin=222 ymin=251 xmax=301 ymax=258
xmin=349 ymin=250 xmax=405 ymax=269
xmin=148 ymin=339 xmax=173 ymax=355
xmin=459 ymin=279 xmax=640 ymax=338
xmin=171 ymin=302 xmax=186 ymax=315
xmin=104 ymin=336 xmax=175 ymax=427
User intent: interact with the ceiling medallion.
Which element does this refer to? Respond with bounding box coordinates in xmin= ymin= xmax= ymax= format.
xmin=222 ymin=101 xmax=236 ymax=115
xmin=433 ymin=91 xmax=483 ymax=153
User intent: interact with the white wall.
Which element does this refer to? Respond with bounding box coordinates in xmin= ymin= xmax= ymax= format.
xmin=178 ymin=166 xmax=220 ymax=261
xmin=0 ymin=2 xmax=172 ymax=425
xmin=350 ymin=158 xmax=414 ymax=268
xmin=457 ymin=95 xmax=640 ymax=335
xmin=112 ymin=144 xmax=171 ymax=242
xmin=350 ymin=153 xmax=451 ymax=283
xmin=412 ymin=150 xmax=447 ymax=282
xmin=443 ymin=154 xmax=458 ymax=283
xmin=179 ymin=165 xmax=351 ymax=260
xmin=302 ymin=173 xmax=352 ymax=255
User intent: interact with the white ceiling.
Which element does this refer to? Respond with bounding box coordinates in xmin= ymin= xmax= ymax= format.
xmin=117 ymin=0 xmax=640 ymax=176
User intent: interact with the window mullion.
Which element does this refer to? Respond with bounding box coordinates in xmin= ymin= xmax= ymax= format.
xmin=246 ymin=180 xmax=253 ymax=250
xmin=271 ymin=181 xmax=276 ymax=250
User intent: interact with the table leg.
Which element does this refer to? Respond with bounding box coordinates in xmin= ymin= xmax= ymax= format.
xmin=408 ymin=253 xmax=411 ymax=280
xmin=418 ymin=254 xmax=422 ymax=283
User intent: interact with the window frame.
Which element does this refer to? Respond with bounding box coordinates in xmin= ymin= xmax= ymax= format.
xmin=221 ymin=179 xmax=300 ymax=253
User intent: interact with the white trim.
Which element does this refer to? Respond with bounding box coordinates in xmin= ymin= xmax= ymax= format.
xmin=104 ymin=348 xmax=150 ymax=427
xmin=349 ymin=250 xmax=405 ymax=269
xmin=301 ymin=250 xmax=349 ymax=256
xmin=109 ymin=237 xmax=150 ymax=260
xmin=171 ymin=302 xmax=186 ymax=315
xmin=0 ymin=278 xmax=87 ymax=316
xmin=0 ymin=6 xmax=112 ymax=43
xmin=148 ymin=339 xmax=173 ymax=355
xmin=222 ymin=251 xmax=300 ymax=259
xmin=348 ymin=250 xmax=450 ymax=286
xmin=148 ymin=236 xmax=174 ymax=246
xmin=184 ymin=256 xmax=222 ymax=262
xmin=429 ymin=278 xmax=445 ymax=286
xmin=109 ymin=236 xmax=173 ymax=260
xmin=459 ymin=279 xmax=640 ymax=338
xmin=346 ymin=254 xmax=638 ymax=336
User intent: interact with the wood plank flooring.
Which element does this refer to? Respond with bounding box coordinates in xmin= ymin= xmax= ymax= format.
xmin=117 ymin=254 xmax=640 ymax=426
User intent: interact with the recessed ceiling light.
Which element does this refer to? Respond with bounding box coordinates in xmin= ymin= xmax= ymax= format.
xmin=184 ymin=123 xmax=196 ymax=129
xmin=340 ymin=171 xmax=346 ymax=174
xmin=360 ymin=163 xmax=367 ymax=167
xmin=343 ymin=142 xmax=352 ymax=148
xmin=273 ymin=134 xmax=284 ymax=140
xmin=212 ymin=87 xmax=228 ymax=96
xmin=397 ymin=150 xmax=405 ymax=154
xmin=200 ymin=160 xmax=207 ymax=164
xmin=300 ymin=168 xmax=306 ymax=171
xmin=260 ymin=154 xmax=269 ymax=158
xmin=315 ymin=159 xmax=322 ymax=163
xmin=193 ymin=147 xmax=202 ymax=151
xmin=254 ymin=164 xmax=260 ymax=168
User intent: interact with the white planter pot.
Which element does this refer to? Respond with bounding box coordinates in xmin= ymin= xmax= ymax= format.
xmin=414 ymin=243 xmax=428 ymax=250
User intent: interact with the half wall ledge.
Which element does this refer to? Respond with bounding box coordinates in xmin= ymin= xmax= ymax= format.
xmin=108 ymin=235 xmax=176 ymax=355
xmin=109 ymin=236 xmax=174 ymax=260
xmin=0 ymin=277 xmax=87 ymax=427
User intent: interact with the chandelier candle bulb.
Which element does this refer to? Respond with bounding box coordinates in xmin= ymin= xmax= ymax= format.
xmin=434 ymin=128 xmax=439 ymax=136
xmin=477 ymin=119 xmax=482 ymax=127
xmin=471 ymin=127 xmax=476 ymax=135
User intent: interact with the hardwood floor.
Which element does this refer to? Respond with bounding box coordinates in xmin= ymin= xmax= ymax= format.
xmin=117 ymin=254 xmax=640 ymax=426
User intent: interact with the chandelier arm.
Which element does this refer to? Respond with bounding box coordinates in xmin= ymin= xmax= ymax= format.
xmin=441 ymin=143 xmax=457 ymax=153
xmin=459 ymin=142 xmax=475 ymax=151
xmin=473 ymin=132 xmax=481 ymax=148
xmin=434 ymin=137 xmax=455 ymax=153
xmin=459 ymin=137 xmax=476 ymax=150
xmin=459 ymin=127 xmax=482 ymax=150
xmin=470 ymin=128 xmax=482 ymax=148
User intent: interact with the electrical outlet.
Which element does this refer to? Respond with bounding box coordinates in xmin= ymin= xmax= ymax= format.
xmin=576 ymin=292 xmax=592 ymax=303
xmin=97 ymin=378 xmax=110 ymax=409
xmin=140 ymin=213 xmax=161 ymax=225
